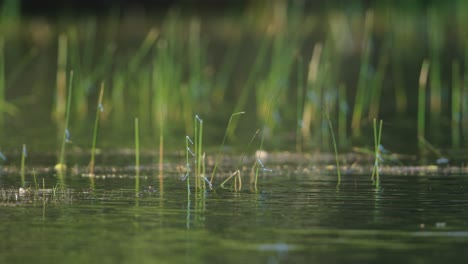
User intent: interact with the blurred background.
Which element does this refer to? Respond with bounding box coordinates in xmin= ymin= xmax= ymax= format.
xmin=0 ymin=0 xmax=467 ymax=160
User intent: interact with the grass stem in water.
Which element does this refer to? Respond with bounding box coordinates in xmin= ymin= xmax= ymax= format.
xmin=210 ymin=111 xmax=245 ymax=184
xmin=89 ymin=82 xmax=105 ymax=175
xmin=20 ymin=144 xmax=26 ymax=187
xmin=56 ymin=70 xmax=74 ymax=175
xmin=135 ymin=117 xmax=140 ymax=197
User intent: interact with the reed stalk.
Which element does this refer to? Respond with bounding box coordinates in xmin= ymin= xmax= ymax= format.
xmin=89 ymin=83 xmax=105 ymax=175
xmin=371 ymin=119 xmax=383 ymax=185
xmin=195 ymin=115 xmax=203 ymax=190
xmin=42 ymin=177 xmax=45 ymax=221
xmin=20 ymin=144 xmax=26 ymax=187
xmin=254 ymin=106 xmax=271 ymax=192
xmin=135 ymin=117 xmax=140 ymax=197
xmin=184 ymin=136 xmax=192 ymax=195
xmin=325 ymin=112 xmax=341 ymax=186
xmin=33 ymin=168 xmax=38 ymax=194
xmin=54 ymin=34 xmax=67 ymax=123
xmin=418 ymin=60 xmax=430 ymax=148
xmin=210 ymin=111 xmax=245 ymax=184
xmin=302 ymin=43 xmax=322 ymax=142
xmin=296 ymin=56 xmax=304 ymax=152
xmin=338 ymin=83 xmax=348 ymax=146
xmin=57 ymin=70 xmax=74 ymax=173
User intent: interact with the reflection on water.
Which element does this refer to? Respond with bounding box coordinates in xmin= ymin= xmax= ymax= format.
xmin=2 ymin=170 xmax=468 ymax=263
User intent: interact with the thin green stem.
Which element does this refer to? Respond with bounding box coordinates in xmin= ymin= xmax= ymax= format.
xmin=418 ymin=60 xmax=430 ymax=148
xmin=325 ymin=113 xmax=341 ymax=186
xmin=89 ymin=83 xmax=105 ymax=175
xmin=210 ymin=111 xmax=245 ymax=184
xmin=371 ymin=119 xmax=383 ymax=185
xmin=135 ymin=117 xmax=140 ymax=196
xmin=58 ymin=70 xmax=74 ymax=173
xmin=20 ymin=144 xmax=26 ymax=187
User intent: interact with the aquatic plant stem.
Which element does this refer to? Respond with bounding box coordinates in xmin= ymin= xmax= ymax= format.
xmin=194 ymin=116 xmax=198 ymax=190
xmin=42 ymin=177 xmax=45 ymax=221
xmin=338 ymin=83 xmax=347 ymax=146
xmin=296 ymin=56 xmax=304 ymax=152
xmin=185 ymin=136 xmax=191 ymax=195
xmin=254 ymin=106 xmax=271 ymax=192
xmin=58 ymin=70 xmax=74 ymax=175
xmin=197 ymin=116 xmax=203 ymax=189
xmin=325 ymin=112 xmax=341 ymax=186
xmin=371 ymin=119 xmax=383 ymax=186
xmin=159 ymin=126 xmax=164 ymax=194
xmin=135 ymin=117 xmax=140 ymax=196
xmin=210 ymin=111 xmax=245 ymax=184
xmin=33 ymin=168 xmax=38 ymax=194
xmin=89 ymin=83 xmax=105 ymax=175
xmin=54 ymin=34 xmax=67 ymax=123
xmin=20 ymin=144 xmax=26 ymax=187
xmin=418 ymin=60 xmax=430 ymax=149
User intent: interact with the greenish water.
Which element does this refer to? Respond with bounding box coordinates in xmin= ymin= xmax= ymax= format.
xmin=1 ymin=2 xmax=468 ymax=263
xmin=2 ymin=168 xmax=468 ymax=263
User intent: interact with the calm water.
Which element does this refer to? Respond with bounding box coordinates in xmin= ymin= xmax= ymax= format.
xmin=2 ymin=167 xmax=468 ymax=263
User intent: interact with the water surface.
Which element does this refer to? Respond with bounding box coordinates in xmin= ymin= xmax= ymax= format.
xmin=2 ymin=169 xmax=468 ymax=263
